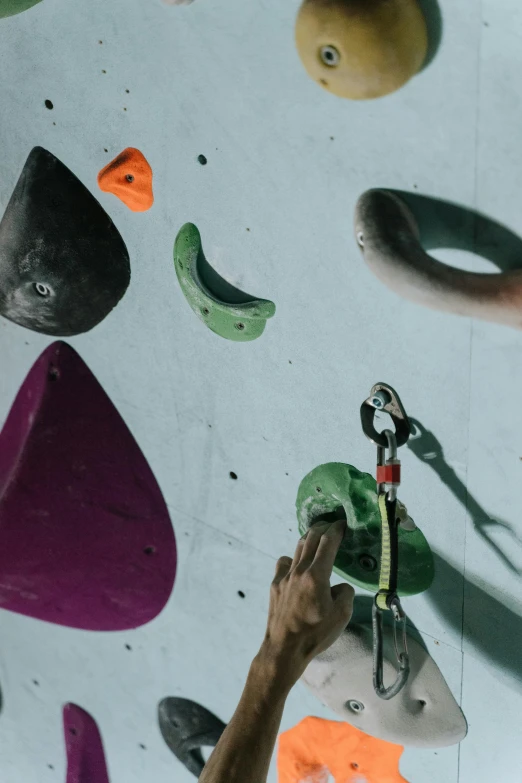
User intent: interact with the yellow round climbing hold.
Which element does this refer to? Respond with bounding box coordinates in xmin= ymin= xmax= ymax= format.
xmin=295 ymin=0 xmax=428 ymax=100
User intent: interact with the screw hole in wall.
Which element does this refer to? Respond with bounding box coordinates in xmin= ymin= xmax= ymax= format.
xmin=237 ymin=590 xmax=245 ymax=598
xmin=126 ymin=174 xmax=134 ymax=183
xmin=44 ymin=99 xmax=53 ymax=110
xmin=229 ymin=471 xmax=238 ymax=480
xmin=234 ymin=322 xmax=245 ymax=331
xmin=315 ymin=486 xmax=322 ymax=493
xmin=197 ymin=154 xmax=207 ymax=165
xmin=125 ymin=644 xmax=132 ymax=651
xmin=139 ymin=744 xmax=146 ymax=750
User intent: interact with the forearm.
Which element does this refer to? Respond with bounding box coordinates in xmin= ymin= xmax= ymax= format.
xmin=199 ymin=647 xmax=291 ymax=783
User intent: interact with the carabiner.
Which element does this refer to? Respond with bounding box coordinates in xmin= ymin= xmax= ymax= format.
xmin=360 ymin=382 xmax=411 ymax=448
xmin=372 ymin=595 xmax=410 ymax=700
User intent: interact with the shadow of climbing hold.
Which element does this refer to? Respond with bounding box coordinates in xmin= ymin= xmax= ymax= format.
xmin=0 ymin=341 xmax=177 ymax=630
xmin=278 ymin=716 xmax=409 ymax=783
xmin=302 ymin=624 xmax=467 ymax=748
xmin=158 ymin=697 xmax=226 ymax=777
xmin=97 ymin=148 xmax=154 ymax=212
xmin=174 ymin=223 xmax=275 ymax=341
xmin=63 ymin=704 xmax=110 ymax=783
xmin=0 ymin=0 xmax=41 ymax=19
xmin=0 ymin=147 xmax=129 ymax=336
xmin=296 ymin=463 xmax=433 ymax=595
xmin=354 ymin=188 xmax=522 ymax=330
xmin=295 ymin=0 xmax=428 ymax=100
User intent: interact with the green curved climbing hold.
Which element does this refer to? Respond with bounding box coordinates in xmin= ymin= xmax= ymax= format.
xmin=173 ymin=223 xmax=275 ymax=342
xmin=296 ymin=462 xmax=434 ymax=596
xmin=0 ymin=0 xmax=41 ymax=19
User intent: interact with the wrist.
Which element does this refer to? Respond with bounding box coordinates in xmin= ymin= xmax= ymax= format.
xmin=251 ymin=638 xmax=303 ymax=697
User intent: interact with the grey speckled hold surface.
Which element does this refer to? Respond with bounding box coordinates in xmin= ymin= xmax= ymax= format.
xmin=302 ymin=622 xmax=467 ymax=748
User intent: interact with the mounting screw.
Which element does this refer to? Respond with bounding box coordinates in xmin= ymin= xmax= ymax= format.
xmin=371 ymin=389 xmax=391 ymax=410
xmin=347 ymin=699 xmax=364 ymax=714
xmin=320 ymin=45 xmax=340 ymax=67
xmin=34 ymin=282 xmax=52 ymax=297
xmin=358 ymin=554 xmax=377 ymax=572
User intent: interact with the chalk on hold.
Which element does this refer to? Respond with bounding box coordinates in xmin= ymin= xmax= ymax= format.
xmin=97 ymin=147 xmax=154 ymax=212
xmin=0 ymin=0 xmax=41 ymax=19
xmin=296 ymin=462 xmax=433 ymax=595
xmin=301 ymin=624 xmax=467 ymax=748
xmin=63 ymin=704 xmax=110 ymax=783
xmin=295 ymin=0 xmax=428 ymax=99
xmin=173 ymin=223 xmax=276 ymax=342
xmin=0 ymin=146 xmax=130 ymax=336
xmin=278 ymin=716 xmax=409 ymax=783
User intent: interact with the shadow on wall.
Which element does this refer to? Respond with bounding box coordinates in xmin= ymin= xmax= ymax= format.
xmin=417 ymin=0 xmax=443 ymax=71
xmin=429 ymin=553 xmax=522 ymax=685
xmin=408 ymin=417 xmax=522 ymax=574
xmin=392 ymin=190 xmax=522 ymax=273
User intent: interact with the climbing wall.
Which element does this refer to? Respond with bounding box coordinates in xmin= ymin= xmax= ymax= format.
xmin=0 ymin=0 xmax=521 ymax=781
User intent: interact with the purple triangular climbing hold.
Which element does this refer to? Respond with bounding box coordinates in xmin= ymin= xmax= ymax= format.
xmin=0 ymin=341 xmax=176 ymax=630
xmin=63 ymin=704 xmax=110 ymax=783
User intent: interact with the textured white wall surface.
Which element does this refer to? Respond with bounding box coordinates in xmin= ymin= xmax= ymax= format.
xmin=0 ymin=0 xmax=521 ymax=781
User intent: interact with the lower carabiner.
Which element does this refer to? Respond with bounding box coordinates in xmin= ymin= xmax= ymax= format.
xmin=372 ymin=598 xmax=410 ymax=700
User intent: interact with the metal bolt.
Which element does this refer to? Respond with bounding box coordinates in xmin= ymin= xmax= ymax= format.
xmin=359 ymin=554 xmax=377 ymax=572
xmin=357 ymin=231 xmax=364 ymax=248
xmin=34 ymin=282 xmax=52 ymax=297
xmin=320 ymin=45 xmax=340 ymax=67
xmin=347 ymin=700 xmax=364 ymax=714
xmin=371 ymin=389 xmax=392 ymax=410
xmin=126 ymin=174 xmax=135 ymax=182
xmin=235 ymin=322 xmax=245 ymax=331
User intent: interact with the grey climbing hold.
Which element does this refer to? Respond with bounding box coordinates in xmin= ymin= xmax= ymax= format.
xmin=0 ymin=147 xmax=130 ymax=336
xmin=302 ymin=622 xmax=467 ymax=748
xmin=158 ymin=697 xmax=226 ymax=777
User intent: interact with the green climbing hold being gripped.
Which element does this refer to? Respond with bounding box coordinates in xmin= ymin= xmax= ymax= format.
xmin=0 ymin=0 xmax=41 ymax=19
xmin=296 ymin=462 xmax=434 ymax=596
xmin=173 ymin=223 xmax=275 ymax=342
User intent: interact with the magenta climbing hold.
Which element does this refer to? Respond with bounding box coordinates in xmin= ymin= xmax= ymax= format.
xmin=0 ymin=341 xmax=176 ymax=630
xmin=63 ymin=704 xmax=110 ymax=783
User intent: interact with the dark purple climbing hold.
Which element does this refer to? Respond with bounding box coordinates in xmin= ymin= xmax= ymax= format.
xmin=63 ymin=704 xmax=110 ymax=783
xmin=158 ymin=697 xmax=226 ymax=777
xmin=0 ymin=341 xmax=177 ymax=630
xmin=0 ymin=146 xmax=130 ymax=336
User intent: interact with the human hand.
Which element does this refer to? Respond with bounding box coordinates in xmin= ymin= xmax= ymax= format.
xmin=256 ymin=520 xmax=355 ymax=692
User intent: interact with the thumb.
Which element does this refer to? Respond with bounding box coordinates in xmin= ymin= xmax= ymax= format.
xmin=331 ymin=582 xmax=355 ymax=623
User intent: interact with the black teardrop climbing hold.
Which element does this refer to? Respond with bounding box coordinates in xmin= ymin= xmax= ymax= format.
xmin=0 ymin=147 xmax=130 ymax=336
xmin=158 ymin=697 xmax=226 ymax=777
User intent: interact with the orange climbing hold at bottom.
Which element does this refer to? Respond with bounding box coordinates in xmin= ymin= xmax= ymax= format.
xmin=97 ymin=147 xmax=154 ymax=212
xmin=278 ymin=717 xmax=409 ymax=783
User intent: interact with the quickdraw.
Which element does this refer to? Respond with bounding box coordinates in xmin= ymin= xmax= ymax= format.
xmin=360 ymin=383 xmax=412 ymax=700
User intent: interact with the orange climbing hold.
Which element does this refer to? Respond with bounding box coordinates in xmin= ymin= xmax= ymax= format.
xmin=278 ymin=717 xmax=409 ymax=783
xmin=97 ymin=148 xmax=153 ymax=212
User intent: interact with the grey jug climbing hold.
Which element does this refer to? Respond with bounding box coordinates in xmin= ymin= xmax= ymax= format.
xmin=354 ymin=188 xmax=522 ymax=330
xmin=158 ymin=697 xmax=226 ymax=777
xmin=0 ymin=147 xmax=130 ymax=336
xmin=302 ymin=622 xmax=467 ymax=748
